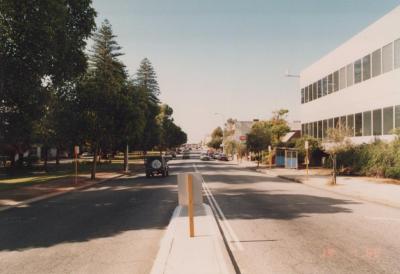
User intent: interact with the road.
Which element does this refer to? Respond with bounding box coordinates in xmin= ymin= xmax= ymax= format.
xmin=0 ymin=162 xmax=186 ymax=274
xmin=195 ymin=158 xmax=400 ymax=274
xmin=1 ymin=153 xmax=400 ymax=274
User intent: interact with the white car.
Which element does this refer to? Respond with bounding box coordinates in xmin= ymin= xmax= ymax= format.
xmin=199 ymin=153 xmax=210 ymax=161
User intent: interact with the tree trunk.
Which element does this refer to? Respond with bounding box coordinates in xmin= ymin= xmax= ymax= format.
xmin=44 ymin=146 xmax=48 ymax=172
xmin=332 ymin=155 xmax=337 ymax=185
xmin=55 ymin=147 xmax=60 ymax=165
xmin=124 ymin=143 xmax=129 ymax=173
xmin=91 ymin=145 xmax=98 ymax=180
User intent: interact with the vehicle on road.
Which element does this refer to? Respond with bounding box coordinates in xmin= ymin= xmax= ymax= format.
xmin=165 ymin=151 xmax=176 ymax=158
xmin=219 ymin=153 xmax=229 ymax=161
xmin=182 ymin=152 xmax=190 ymax=159
xmin=144 ymin=155 xmax=169 ymax=178
xmin=200 ymin=153 xmax=210 ymax=161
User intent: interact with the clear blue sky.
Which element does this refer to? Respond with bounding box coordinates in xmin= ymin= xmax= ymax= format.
xmin=92 ymin=0 xmax=400 ymax=142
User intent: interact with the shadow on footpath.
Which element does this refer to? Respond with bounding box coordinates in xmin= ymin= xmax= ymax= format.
xmin=0 ymin=173 xmax=178 ymax=251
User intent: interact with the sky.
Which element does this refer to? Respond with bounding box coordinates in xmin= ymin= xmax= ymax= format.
xmin=92 ymin=0 xmax=400 ymax=143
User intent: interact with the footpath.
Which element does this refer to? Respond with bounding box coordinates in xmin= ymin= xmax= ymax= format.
xmin=238 ymin=160 xmax=400 ymax=209
xmin=151 ymin=203 xmax=235 ymax=274
xmin=0 ymin=172 xmax=124 ymax=212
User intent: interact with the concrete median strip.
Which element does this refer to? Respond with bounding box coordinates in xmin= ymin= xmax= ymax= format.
xmin=0 ymin=173 xmax=128 ymax=213
xmin=150 ymin=203 xmax=236 ymax=274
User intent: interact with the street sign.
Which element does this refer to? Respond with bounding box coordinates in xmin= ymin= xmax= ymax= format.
xmin=239 ymin=135 xmax=246 ymax=141
xmin=304 ymin=141 xmax=309 ymax=150
xmin=268 ymin=145 xmax=272 ymax=152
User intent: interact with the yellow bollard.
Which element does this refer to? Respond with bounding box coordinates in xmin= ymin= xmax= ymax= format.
xmin=187 ymin=174 xmax=194 ymax=237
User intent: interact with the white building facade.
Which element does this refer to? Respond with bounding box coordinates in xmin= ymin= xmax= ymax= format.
xmin=300 ymin=6 xmax=400 ymax=144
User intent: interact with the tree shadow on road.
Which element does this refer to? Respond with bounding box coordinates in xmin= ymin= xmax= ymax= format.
xmin=0 ymin=174 xmax=178 ymax=251
xmin=207 ymin=187 xmax=358 ymax=221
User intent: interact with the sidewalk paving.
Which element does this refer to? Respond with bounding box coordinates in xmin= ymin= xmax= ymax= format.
xmin=151 ymin=203 xmax=235 ymax=274
xmin=0 ymin=172 xmax=124 ymax=212
xmin=236 ymin=160 xmax=400 ymax=209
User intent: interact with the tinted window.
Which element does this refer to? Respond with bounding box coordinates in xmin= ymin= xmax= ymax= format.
xmin=355 ymin=113 xmax=362 ymax=136
xmin=362 ymin=54 xmax=371 ymax=81
xmin=371 ymin=49 xmax=381 ymax=77
xmin=395 ymin=39 xmax=400 ymax=69
xmin=340 ymin=116 xmax=346 ymax=130
xmin=309 ymin=84 xmax=313 ymax=101
xmin=318 ymin=121 xmax=322 ymax=139
xmin=382 ymin=42 xmax=393 ymax=73
xmin=334 ymin=117 xmax=339 ymax=129
xmin=323 ymin=120 xmax=328 ymax=138
xmin=339 ymin=67 xmax=346 ymax=90
xmin=328 ymin=118 xmax=334 ymax=129
xmin=333 ymin=71 xmax=339 ymax=92
xmin=322 ymin=77 xmax=328 ymax=96
xmin=301 ymin=89 xmax=304 ymax=104
xmin=363 ymin=111 xmax=372 ymax=136
xmin=395 ymin=105 xmax=400 ymax=129
xmin=354 ymin=59 xmax=362 ymax=84
xmin=373 ymin=109 xmax=382 ymax=136
xmin=346 ymin=63 xmax=354 ymax=87
xmin=317 ymin=80 xmax=322 ymax=98
xmin=347 ymin=114 xmax=354 ymax=136
xmin=383 ymin=107 xmax=393 ymax=135
xmin=312 ymin=82 xmax=317 ymax=100
xmin=328 ymin=74 xmax=333 ymax=94
xmin=305 ymin=86 xmax=309 ymax=103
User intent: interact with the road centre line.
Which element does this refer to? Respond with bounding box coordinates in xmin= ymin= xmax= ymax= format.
xmin=193 ymin=164 xmax=244 ymax=251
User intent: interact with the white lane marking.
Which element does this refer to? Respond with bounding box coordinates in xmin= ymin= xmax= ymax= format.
xmin=193 ymin=164 xmax=244 ymax=251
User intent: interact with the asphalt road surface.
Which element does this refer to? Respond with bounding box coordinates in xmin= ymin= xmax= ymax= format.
xmin=195 ymin=159 xmax=400 ymax=274
xmin=1 ymin=153 xmax=400 ymax=274
xmin=0 ymin=160 xmax=191 ymax=274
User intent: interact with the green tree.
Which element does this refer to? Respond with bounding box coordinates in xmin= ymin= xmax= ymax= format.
xmin=246 ymin=121 xmax=272 ymax=167
xmin=134 ymin=58 xmax=161 ymax=153
xmin=207 ymin=127 xmax=223 ymax=150
xmin=270 ymin=109 xmax=290 ymax=146
xmin=0 ymin=0 xmax=96 ymax=166
xmin=77 ymin=19 xmax=128 ymax=179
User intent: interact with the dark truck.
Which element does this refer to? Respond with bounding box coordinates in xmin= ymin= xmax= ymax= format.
xmin=144 ymin=155 xmax=169 ymax=178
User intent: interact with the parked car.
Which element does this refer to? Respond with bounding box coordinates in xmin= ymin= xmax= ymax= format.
xmin=144 ymin=155 xmax=169 ymax=178
xmin=200 ymin=153 xmax=210 ymax=161
xmin=182 ymin=152 xmax=190 ymax=159
xmin=214 ymin=153 xmax=221 ymax=160
xmin=219 ymin=153 xmax=229 ymax=161
xmin=166 ymin=151 xmax=176 ymax=158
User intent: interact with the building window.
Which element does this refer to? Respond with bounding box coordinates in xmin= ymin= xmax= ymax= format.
xmin=304 ymin=87 xmax=308 ymax=103
xmin=340 ymin=116 xmax=346 ymax=130
xmin=333 ymin=71 xmax=339 ymax=92
xmin=371 ymin=49 xmax=381 ymax=77
xmin=334 ymin=117 xmax=339 ymax=129
xmin=346 ymin=63 xmax=354 ymax=87
xmin=323 ymin=120 xmax=328 ymax=138
xmin=328 ymin=118 xmax=333 ymax=129
xmin=328 ymin=74 xmax=333 ymax=94
xmin=317 ymin=80 xmax=322 ymax=98
xmin=382 ymin=42 xmax=393 ymax=73
xmin=355 ymin=113 xmax=362 ymax=136
xmin=395 ymin=105 xmax=400 ymax=129
xmin=318 ymin=121 xmax=322 ymax=139
xmin=362 ymin=54 xmax=371 ymax=81
xmin=308 ymin=123 xmax=312 ymax=136
xmin=339 ymin=67 xmax=346 ymax=90
xmin=363 ymin=111 xmax=372 ymax=136
xmin=373 ymin=109 xmax=382 ymax=136
xmin=354 ymin=59 xmax=362 ymax=84
xmin=301 ymin=89 xmax=304 ymax=104
xmin=312 ymin=82 xmax=317 ymax=100
xmin=313 ymin=122 xmax=318 ymax=138
xmin=322 ymin=77 xmax=328 ymax=96
xmin=347 ymin=114 xmax=354 ymax=136
xmin=383 ymin=106 xmax=393 ymax=135
xmin=395 ymin=39 xmax=400 ymax=69
xmin=309 ymin=84 xmax=313 ymax=101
